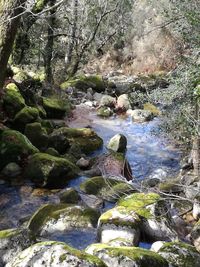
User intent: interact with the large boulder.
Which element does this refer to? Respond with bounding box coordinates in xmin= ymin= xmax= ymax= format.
xmin=42 ymin=97 xmax=72 ymax=119
xmin=116 ymin=94 xmax=131 ymax=111
xmin=0 ymin=228 xmax=33 ymax=266
xmin=3 ymin=83 xmax=26 ymax=118
xmin=107 ymin=134 xmax=127 ymax=153
xmin=49 ymin=127 xmax=103 ymax=154
xmin=118 ymin=193 xmax=178 ymax=241
xmin=80 ymin=176 xmax=136 ymax=202
xmin=13 ymin=106 xmax=40 ymax=131
xmin=156 ymin=242 xmax=200 ymax=267
xmin=98 ymin=206 xmax=140 ymax=246
xmin=28 ymin=204 xmax=100 ymax=238
xmin=49 ymin=128 xmax=70 ymax=154
xmin=99 ymin=95 xmax=116 ymax=108
xmin=130 ymin=109 xmax=153 ymax=122
xmin=24 ymin=153 xmax=79 ymax=188
xmin=6 ymin=241 xmax=107 ymax=267
xmin=61 ymin=75 xmax=105 ymax=93
xmin=86 ymin=244 xmax=168 ymax=267
xmin=24 ymin=122 xmax=49 ymax=151
xmin=0 ymin=129 xmax=39 ymax=170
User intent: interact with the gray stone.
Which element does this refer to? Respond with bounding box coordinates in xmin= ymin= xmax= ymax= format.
xmin=107 ymin=134 xmax=127 ymax=153
xmin=130 ymin=109 xmax=153 ymax=122
xmin=116 ymin=94 xmax=131 ymax=111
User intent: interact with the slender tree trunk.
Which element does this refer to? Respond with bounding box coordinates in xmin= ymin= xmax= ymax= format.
xmin=65 ymin=0 xmax=78 ymax=74
xmin=0 ymin=0 xmax=26 ymax=89
xmin=193 ymin=101 xmax=200 ymax=177
xmin=44 ymin=0 xmax=56 ymax=86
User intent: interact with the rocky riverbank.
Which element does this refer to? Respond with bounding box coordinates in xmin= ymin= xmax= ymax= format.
xmin=0 ymin=69 xmax=199 ymax=266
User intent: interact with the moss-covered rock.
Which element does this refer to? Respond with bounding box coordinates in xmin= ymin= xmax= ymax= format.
xmin=0 ymin=129 xmax=38 ymax=170
xmin=61 ymin=75 xmax=105 ymax=93
xmin=13 ymin=70 xmax=29 ymax=82
xmin=107 ymin=134 xmax=127 ymax=153
xmin=49 ymin=127 xmax=70 ymax=154
xmin=59 ymin=188 xmax=81 ymax=204
xmin=143 ymin=103 xmax=161 ymax=116
xmin=6 ymin=241 xmax=107 ymax=267
xmin=130 ymin=109 xmax=153 ymax=123
xmin=85 ymin=244 xmax=168 ymax=267
xmin=0 ymin=228 xmax=33 ymax=266
xmin=24 ymin=122 xmax=49 ymax=151
xmin=3 ymin=83 xmax=26 ymax=117
xmin=45 ymin=147 xmax=60 ymax=157
xmin=24 ymin=153 xmax=79 ymax=188
xmin=42 ymin=96 xmax=72 ymax=119
xmin=118 ymin=193 xmax=177 ymax=241
xmin=97 ymin=107 xmax=113 ymax=117
xmin=50 ymin=127 xmax=103 ymax=154
xmin=157 ymin=242 xmax=200 ymax=267
xmin=98 ymin=206 xmax=140 ymax=246
xmin=1 ymin=162 xmax=21 ymax=178
xmin=13 ymin=106 xmax=40 ymax=131
xmin=28 ymin=203 xmax=100 ymax=238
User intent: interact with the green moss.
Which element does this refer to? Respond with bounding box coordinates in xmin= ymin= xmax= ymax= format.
xmin=61 ymin=75 xmax=105 ymax=93
xmin=0 ymin=228 xmax=20 ymax=239
xmin=158 ymin=242 xmax=200 ymax=267
xmin=86 ymin=244 xmax=168 ymax=266
xmin=80 ymin=176 xmax=120 ymax=196
xmin=0 ymin=129 xmax=38 ymax=170
xmin=3 ymin=83 xmax=25 ymax=117
xmin=97 ymin=107 xmax=113 ymax=117
xmin=13 ymin=70 xmax=29 ymax=82
xmin=59 ymin=188 xmax=80 ymax=204
xmin=158 ymin=178 xmax=182 ymax=193
xmin=118 ymin=193 xmax=160 ymax=219
xmin=13 ymin=106 xmax=39 ymax=130
xmin=99 ymin=206 xmax=140 ymax=228
xmin=42 ymin=97 xmax=72 ymax=119
xmin=107 ymin=182 xmax=137 ymax=201
xmin=143 ymin=103 xmax=161 ymax=116
xmin=24 ymin=122 xmax=48 ymax=150
xmin=25 ymin=153 xmax=79 ymax=188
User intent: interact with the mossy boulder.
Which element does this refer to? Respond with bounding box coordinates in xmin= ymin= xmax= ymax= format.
xmin=13 ymin=106 xmax=40 ymax=131
xmin=3 ymin=83 xmax=26 ymax=117
xmin=59 ymin=188 xmax=81 ymax=204
xmin=42 ymin=96 xmax=72 ymax=119
xmin=24 ymin=153 xmax=79 ymax=188
xmin=24 ymin=122 xmax=49 ymax=151
xmin=50 ymin=127 xmax=103 ymax=154
xmin=1 ymin=162 xmax=21 ymax=178
xmin=0 ymin=129 xmax=38 ymax=170
xmin=13 ymin=70 xmax=29 ymax=82
xmin=49 ymin=128 xmax=70 ymax=154
xmin=6 ymin=241 xmax=107 ymax=267
xmin=80 ymin=176 xmax=136 ymax=202
xmin=61 ymin=75 xmax=105 ymax=93
xmin=157 ymin=242 xmax=200 ymax=267
xmin=0 ymin=228 xmax=33 ymax=266
xmin=130 ymin=109 xmax=153 ymax=123
xmin=28 ymin=203 xmax=100 ymax=238
xmin=85 ymin=244 xmax=168 ymax=267
xmin=98 ymin=206 xmax=140 ymax=246
xmin=143 ymin=103 xmax=161 ymax=116
xmin=118 ymin=193 xmax=178 ymax=241
xmin=97 ymin=107 xmax=113 ymax=117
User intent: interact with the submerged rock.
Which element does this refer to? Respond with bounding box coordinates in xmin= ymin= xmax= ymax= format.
xmin=118 ymin=193 xmax=178 ymax=241
xmin=1 ymin=163 xmax=21 ymax=178
xmin=0 ymin=129 xmax=38 ymax=170
xmin=6 ymin=241 xmax=107 ymax=267
xmin=0 ymin=228 xmax=33 ymax=266
xmin=107 ymin=134 xmax=127 ymax=153
xmin=24 ymin=153 xmax=79 ymax=188
xmin=98 ymin=206 xmax=140 ymax=246
xmin=157 ymin=241 xmax=200 ymax=267
xmin=85 ymin=244 xmax=168 ymax=267
xmin=28 ymin=204 xmax=100 ymax=238
xmin=97 ymin=107 xmax=113 ymax=117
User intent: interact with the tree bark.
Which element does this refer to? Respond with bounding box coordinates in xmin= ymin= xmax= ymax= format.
xmin=0 ymin=0 xmax=26 ymax=89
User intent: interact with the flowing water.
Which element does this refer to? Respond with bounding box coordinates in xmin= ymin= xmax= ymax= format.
xmin=0 ymin=104 xmax=181 ymax=249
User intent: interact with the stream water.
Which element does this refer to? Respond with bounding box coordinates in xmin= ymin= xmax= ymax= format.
xmin=0 ymin=104 xmax=181 ymax=249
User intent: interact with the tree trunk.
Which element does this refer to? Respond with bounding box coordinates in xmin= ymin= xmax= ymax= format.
xmin=44 ymin=0 xmax=56 ymax=86
xmin=0 ymin=0 xmax=26 ymax=89
xmin=65 ymin=0 xmax=78 ymax=74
